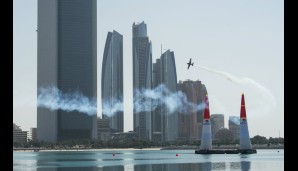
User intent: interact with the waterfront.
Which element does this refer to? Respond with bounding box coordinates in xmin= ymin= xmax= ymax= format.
xmin=13 ymin=149 xmax=283 ymax=170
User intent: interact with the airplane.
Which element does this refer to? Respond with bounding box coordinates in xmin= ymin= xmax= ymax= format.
xmin=187 ymin=58 xmax=194 ymax=69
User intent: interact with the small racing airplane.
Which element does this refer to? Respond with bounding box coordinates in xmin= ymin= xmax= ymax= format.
xmin=187 ymin=58 xmax=194 ymax=69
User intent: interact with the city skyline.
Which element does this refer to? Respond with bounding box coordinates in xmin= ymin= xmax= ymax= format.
xmin=14 ymin=0 xmax=284 ymax=138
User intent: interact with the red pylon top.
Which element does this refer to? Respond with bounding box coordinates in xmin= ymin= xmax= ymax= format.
xmin=240 ymin=93 xmax=247 ymax=119
xmin=204 ymin=95 xmax=210 ymax=119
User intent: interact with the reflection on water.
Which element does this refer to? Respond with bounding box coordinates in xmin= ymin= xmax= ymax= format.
xmin=134 ymin=162 xmax=213 ymax=171
xmin=230 ymin=161 xmax=251 ymax=171
xmin=13 ymin=149 xmax=283 ymax=171
xmin=31 ymin=161 xmax=250 ymax=171
xmin=33 ymin=162 xmax=239 ymax=171
xmin=132 ymin=162 xmax=247 ymax=171
xmin=144 ymin=162 xmax=249 ymax=171
xmin=241 ymin=161 xmax=251 ymax=171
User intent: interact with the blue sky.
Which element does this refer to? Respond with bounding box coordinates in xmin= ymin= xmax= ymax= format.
xmin=13 ymin=0 xmax=284 ymax=138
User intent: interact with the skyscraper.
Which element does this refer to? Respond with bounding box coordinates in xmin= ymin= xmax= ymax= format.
xmin=132 ymin=21 xmax=152 ymax=140
xmin=210 ymin=114 xmax=224 ymax=139
xmin=102 ymin=30 xmax=123 ymax=133
xmin=152 ymin=58 xmax=162 ymax=135
xmin=177 ymin=80 xmax=207 ymax=142
xmin=37 ymin=0 xmax=97 ymax=142
xmin=152 ymin=50 xmax=178 ymax=142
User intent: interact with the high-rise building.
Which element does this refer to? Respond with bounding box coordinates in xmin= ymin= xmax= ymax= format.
xmin=37 ymin=0 xmax=97 ymax=142
xmin=210 ymin=114 xmax=224 ymax=139
xmin=13 ymin=123 xmax=27 ymax=143
xmin=229 ymin=116 xmax=240 ymax=141
xmin=102 ymin=30 xmax=123 ymax=133
xmin=132 ymin=21 xmax=152 ymax=140
xmin=152 ymin=50 xmax=178 ymax=142
xmin=177 ymin=80 xmax=207 ymax=142
xmin=152 ymin=58 xmax=161 ymax=136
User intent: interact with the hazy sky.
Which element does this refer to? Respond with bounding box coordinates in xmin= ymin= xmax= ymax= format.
xmin=13 ymin=0 xmax=284 ymax=138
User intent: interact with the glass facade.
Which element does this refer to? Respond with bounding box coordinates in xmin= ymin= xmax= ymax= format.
xmin=102 ymin=30 xmax=123 ymax=133
xmin=153 ymin=50 xmax=178 ymax=142
xmin=132 ymin=22 xmax=152 ymax=140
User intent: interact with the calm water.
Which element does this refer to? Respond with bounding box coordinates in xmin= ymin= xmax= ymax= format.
xmin=13 ymin=149 xmax=284 ymax=171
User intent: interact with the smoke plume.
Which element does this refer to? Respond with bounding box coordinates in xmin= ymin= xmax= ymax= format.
xmin=38 ymin=84 xmax=206 ymax=117
xmin=133 ymin=84 xmax=205 ymax=114
xmin=195 ymin=65 xmax=276 ymax=116
xmin=37 ymin=86 xmax=97 ymax=115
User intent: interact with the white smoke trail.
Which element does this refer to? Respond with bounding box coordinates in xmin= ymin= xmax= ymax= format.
xmin=37 ymin=86 xmax=97 ymax=115
xmin=133 ymin=84 xmax=205 ymax=114
xmin=194 ymin=65 xmax=277 ymax=116
xmin=101 ymin=98 xmax=124 ymax=117
xmin=38 ymin=84 xmax=206 ymax=117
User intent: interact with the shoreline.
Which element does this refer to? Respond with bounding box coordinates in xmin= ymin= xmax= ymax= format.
xmin=13 ymin=146 xmax=284 ymax=152
xmin=13 ymin=148 xmax=162 ymax=152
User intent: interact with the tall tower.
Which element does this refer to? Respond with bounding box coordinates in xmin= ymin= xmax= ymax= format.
xmin=152 ymin=50 xmax=178 ymax=142
xmin=239 ymin=94 xmax=252 ymax=150
xmin=200 ymin=95 xmax=212 ymax=150
xmin=37 ymin=0 xmax=97 ymax=142
xmin=102 ymin=30 xmax=123 ymax=133
xmin=132 ymin=21 xmax=152 ymax=140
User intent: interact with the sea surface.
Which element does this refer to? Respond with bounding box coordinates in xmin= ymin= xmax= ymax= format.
xmin=13 ymin=149 xmax=284 ymax=171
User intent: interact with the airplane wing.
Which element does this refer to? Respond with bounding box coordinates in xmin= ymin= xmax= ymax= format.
xmin=187 ymin=58 xmax=192 ymax=69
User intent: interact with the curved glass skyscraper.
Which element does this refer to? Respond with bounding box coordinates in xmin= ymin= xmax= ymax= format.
xmin=102 ymin=30 xmax=123 ymax=133
xmin=153 ymin=50 xmax=178 ymax=142
xmin=133 ymin=21 xmax=152 ymax=140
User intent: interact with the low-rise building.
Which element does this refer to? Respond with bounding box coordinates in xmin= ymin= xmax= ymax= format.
xmin=30 ymin=128 xmax=37 ymax=141
xmin=97 ymin=117 xmax=110 ymax=142
xmin=210 ymin=114 xmax=224 ymax=138
xmin=229 ymin=116 xmax=240 ymax=141
xmin=13 ymin=123 xmax=27 ymax=143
